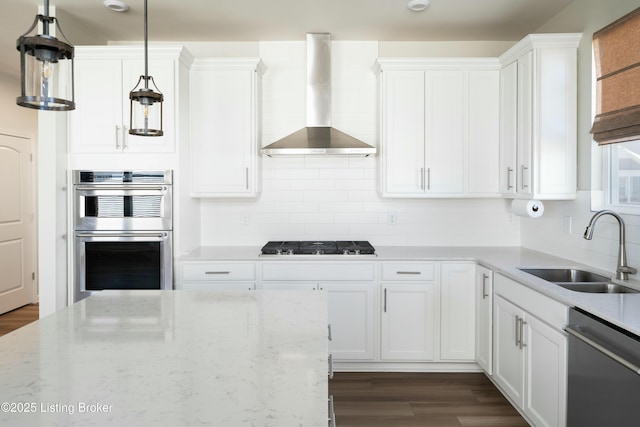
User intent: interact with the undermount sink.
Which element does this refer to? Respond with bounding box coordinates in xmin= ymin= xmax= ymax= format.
xmin=555 ymin=283 xmax=639 ymax=294
xmin=518 ymin=268 xmax=639 ymax=294
xmin=519 ymin=268 xmax=609 ymax=283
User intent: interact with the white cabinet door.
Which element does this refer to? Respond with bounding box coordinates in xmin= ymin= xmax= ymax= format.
xmin=380 ymin=283 xmax=436 ymax=361
xmin=424 ymin=70 xmax=464 ymax=195
xmin=524 ymin=313 xmax=567 ymax=427
xmin=190 ymin=60 xmax=263 ymax=198
xmin=493 ymin=295 xmax=525 ymax=408
xmin=69 ymin=58 xmax=123 ymax=153
xmin=499 ymin=60 xmax=518 ymax=195
xmin=380 ymin=70 xmax=425 ymax=195
xmin=516 ymin=51 xmax=533 ymax=196
xmin=324 ymin=283 xmax=377 ymax=361
xmin=475 ymin=265 xmax=493 ymax=374
xmin=467 ymin=70 xmax=500 ymax=195
xmin=440 ymin=262 xmax=476 ymax=361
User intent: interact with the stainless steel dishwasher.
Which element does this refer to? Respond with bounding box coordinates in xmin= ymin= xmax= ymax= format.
xmin=565 ymin=307 xmax=640 ymax=426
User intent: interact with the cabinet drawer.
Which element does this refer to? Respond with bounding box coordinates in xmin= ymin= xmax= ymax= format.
xmin=381 ymin=263 xmax=436 ymax=281
xmin=182 ymin=262 xmax=256 ymax=281
xmin=261 ymin=262 xmax=375 ymax=281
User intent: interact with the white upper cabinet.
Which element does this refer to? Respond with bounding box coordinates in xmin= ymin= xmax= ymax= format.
xmin=499 ymin=34 xmax=581 ymax=200
xmin=69 ymin=46 xmax=186 ymax=154
xmin=376 ymin=59 xmax=500 ymax=198
xmin=189 ymin=59 xmax=265 ymax=198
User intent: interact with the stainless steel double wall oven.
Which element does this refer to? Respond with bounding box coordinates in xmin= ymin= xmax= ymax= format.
xmin=73 ymin=170 xmax=173 ymax=302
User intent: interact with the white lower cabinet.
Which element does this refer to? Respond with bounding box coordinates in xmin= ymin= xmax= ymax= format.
xmin=475 ymin=265 xmax=493 ymax=374
xmin=493 ymin=274 xmax=567 ymax=427
xmin=380 ymin=282 xmax=436 ymax=361
xmin=261 ymin=262 xmax=377 ymax=361
xmin=380 ymin=262 xmax=437 ymax=361
xmin=440 ymin=262 xmax=476 ymax=361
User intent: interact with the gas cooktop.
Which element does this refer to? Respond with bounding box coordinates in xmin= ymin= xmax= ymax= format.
xmin=260 ymin=241 xmax=376 ymax=256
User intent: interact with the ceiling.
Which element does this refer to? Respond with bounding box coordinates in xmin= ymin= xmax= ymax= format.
xmin=2 ymin=0 xmax=575 ymax=78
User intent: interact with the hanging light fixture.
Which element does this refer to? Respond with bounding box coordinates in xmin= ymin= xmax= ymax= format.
xmin=16 ymin=0 xmax=75 ymax=111
xmin=129 ymin=0 xmax=163 ymax=137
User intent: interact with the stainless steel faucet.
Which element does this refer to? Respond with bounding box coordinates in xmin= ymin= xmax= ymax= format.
xmin=584 ymin=210 xmax=637 ymax=280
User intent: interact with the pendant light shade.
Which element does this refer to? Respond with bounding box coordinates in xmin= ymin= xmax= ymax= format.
xmin=129 ymin=0 xmax=163 ymax=137
xmin=16 ymin=0 xmax=75 ymax=111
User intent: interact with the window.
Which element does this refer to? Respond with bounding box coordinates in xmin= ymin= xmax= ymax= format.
xmin=605 ymin=140 xmax=640 ymax=211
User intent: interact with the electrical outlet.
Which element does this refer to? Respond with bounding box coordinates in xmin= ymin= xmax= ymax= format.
xmin=563 ymin=216 xmax=572 ymax=234
xmin=241 ymin=213 xmax=250 ymax=225
xmin=387 ymin=212 xmax=397 ymax=225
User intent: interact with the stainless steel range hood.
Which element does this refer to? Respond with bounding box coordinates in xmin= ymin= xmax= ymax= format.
xmin=261 ymin=33 xmax=376 ymax=157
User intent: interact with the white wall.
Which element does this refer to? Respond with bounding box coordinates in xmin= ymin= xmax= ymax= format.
xmin=0 ymin=73 xmax=37 ymax=134
xmin=199 ymin=41 xmax=520 ymax=247
xmin=522 ymin=0 xmax=640 ymax=278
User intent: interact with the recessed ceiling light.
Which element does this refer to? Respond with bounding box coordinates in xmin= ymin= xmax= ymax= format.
xmin=104 ymin=0 xmax=129 ymax=12
xmin=407 ymin=0 xmax=430 ymax=12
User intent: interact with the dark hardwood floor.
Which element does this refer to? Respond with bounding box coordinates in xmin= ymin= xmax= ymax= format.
xmin=0 ymin=303 xmax=39 ymax=337
xmin=330 ymin=372 xmax=529 ymax=427
xmin=1 ymin=305 xmax=528 ymax=426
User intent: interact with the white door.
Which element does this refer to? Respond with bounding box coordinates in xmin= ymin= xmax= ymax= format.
xmin=524 ymin=313 xmax=567 ymax=427
xmin=190 ymin=67 xmax=254 ymax=195
xmin=475 ymin=265 xmax=493 ymax=374
xmin=424 ymin=70 xmax=464 ymax=194
xmin=440 ymin=262 xmax=476 ymax=361
xmin=0 ymin=132 xmax=34 ymax=314
xmin=381 ymin=283 xmax=436 ymax=361
xmin=382 ymin=70 xmax=426 ymax=195
xmin=68 ymin=58 xmax=123 ymax=153
xmin=493 ymin=295 xmax=525 ymax=407
xmin=324 ymin=283 xmax=377 ymax=360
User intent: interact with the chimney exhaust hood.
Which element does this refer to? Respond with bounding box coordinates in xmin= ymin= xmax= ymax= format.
xmin=261 ymin=33 xmax=376 ymax=157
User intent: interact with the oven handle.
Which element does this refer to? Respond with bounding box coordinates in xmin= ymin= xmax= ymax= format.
xmin=75 ymin=185 xmax=168 ymax=191
xmin=564 ymin=325 xmax=640 ymax=375
xmin=75 ymin=232 xmax=168 ymax=238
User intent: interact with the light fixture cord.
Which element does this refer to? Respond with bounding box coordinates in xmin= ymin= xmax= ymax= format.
xmin=143 ymin=0 xmax=149 ymax=88
xmin=43 ymin=0 xmax=50 ymax=36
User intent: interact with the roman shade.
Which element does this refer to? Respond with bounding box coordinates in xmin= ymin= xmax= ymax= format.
xmin=591 ymin=6 xmax=640 ymax=145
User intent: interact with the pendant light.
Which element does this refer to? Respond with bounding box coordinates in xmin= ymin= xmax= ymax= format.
xmin=16 ymin=0 xmax=75 ymax=111
xmin=129 ymin=0 xmax=163 ymax=137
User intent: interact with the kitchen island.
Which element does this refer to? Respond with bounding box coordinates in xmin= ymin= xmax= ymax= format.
xmin=0 ymin=290 xmax=329 ymax=426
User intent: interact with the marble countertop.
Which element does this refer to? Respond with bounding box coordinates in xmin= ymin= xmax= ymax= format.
xmin=181 ymin=245 xmax=640 ymax=336
xmin=0 ymin=290 xmax=328 ymax=427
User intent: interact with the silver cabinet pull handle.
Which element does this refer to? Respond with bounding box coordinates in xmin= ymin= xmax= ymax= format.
xmin=420 ymin=168 xmax=425 ymax=190
xmin=205 ymin=271 xmax=230 ymax=275
xmin=520 ymin=320 xmax=527 ymax=349
xmin=328 ymin=324 xmax=332 ymax=341
xmin=115 ymin=125 xmax=121 ymax=149
xmin=482 ymin=273 xmax=489 ymax=299
xmin=397 ymin=271 xmax=421 ymax=275
xmin=426 ymin=168 xmax=431 ymax=190
xmin=384 ymin=288 xmax=388 ymax=313
xmin=515 ymin=315 xmax=521 ymax=347
xmin=245 ymin=167 xmax=249 ymax=190
xmin=521 ymin=165 xmax=529 ymax=189
xmin=328 ymin=354 xmax=334 ymax=379
xmin=122 ymin=126 xmax=129 ymax=150
xmin=507 ymin=167 xmax=514 ymax=190
xmin=328 ymin=395 xmax=336 ymax=427
xmin=565 ymin=325 xmax=640 ymax=375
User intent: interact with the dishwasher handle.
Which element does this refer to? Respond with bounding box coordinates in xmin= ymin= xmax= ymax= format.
xmin=565 ymin=325 xmax=640 ymax=375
